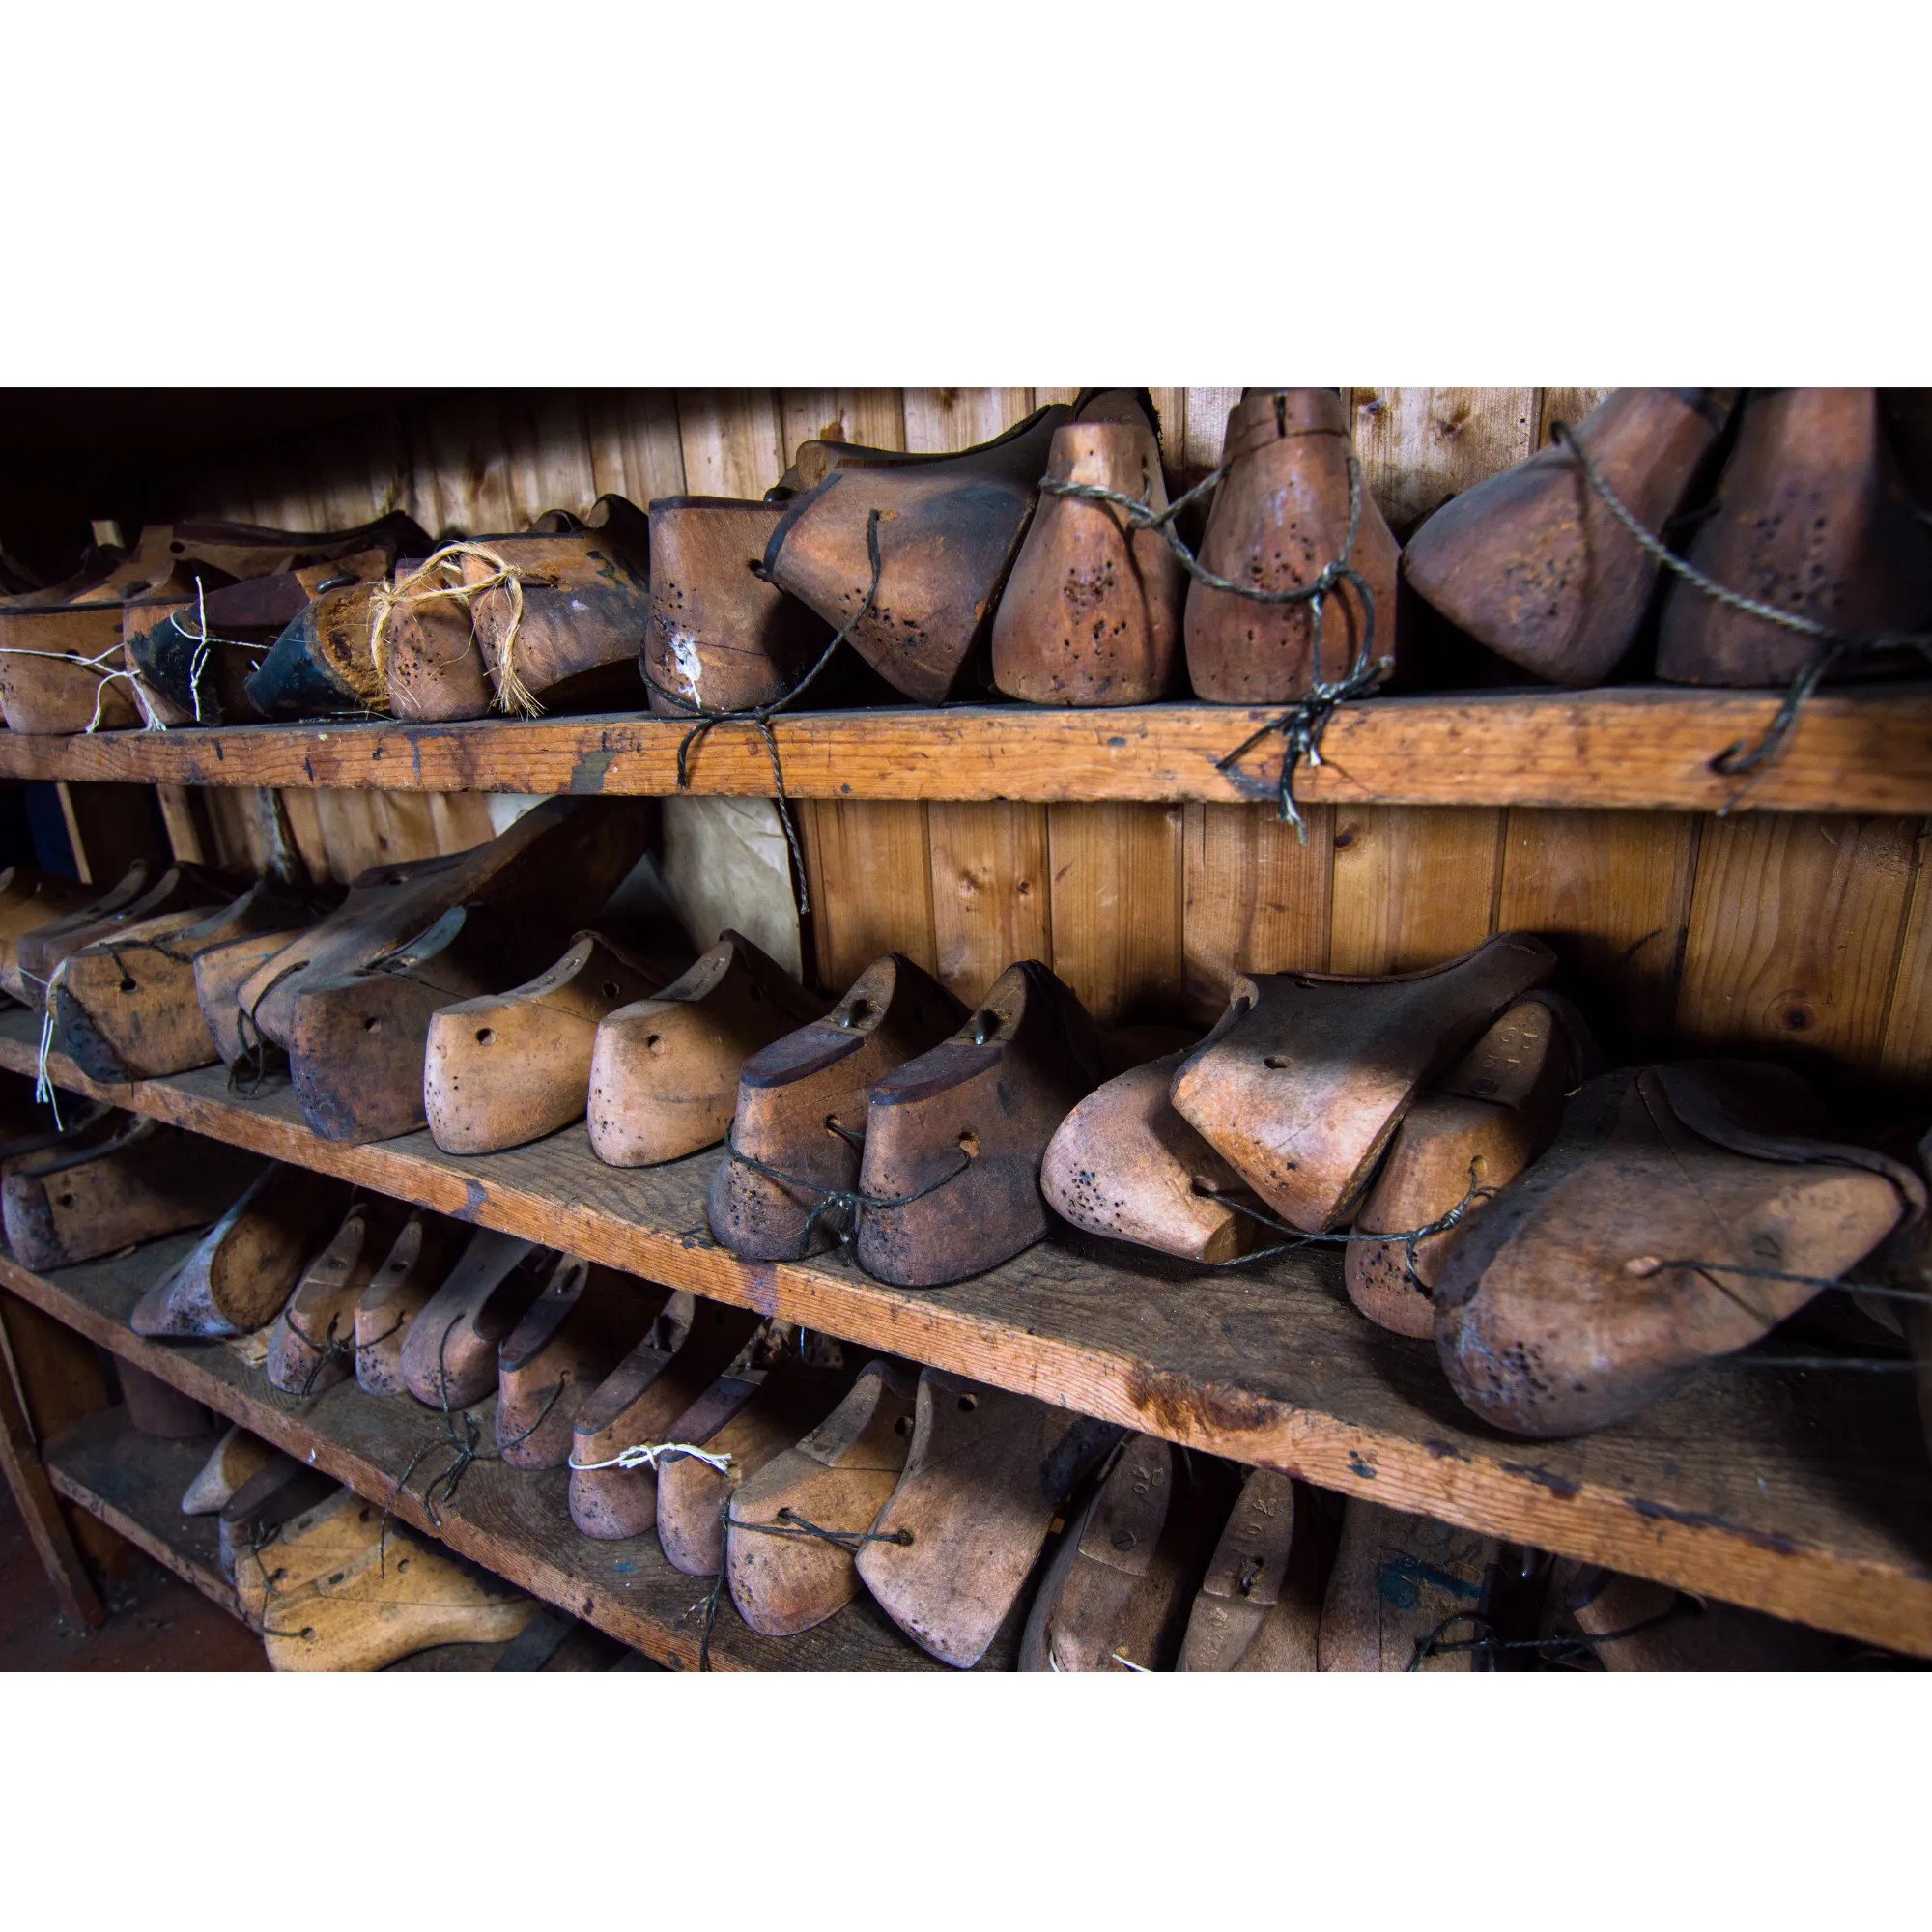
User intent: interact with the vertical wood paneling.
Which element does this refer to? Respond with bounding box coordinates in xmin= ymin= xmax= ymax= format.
xmin=1181 ymin=802 xmax=1334 ymax=1022
xmin=1045 ymin=803 xmax=1184 ymax=1026
xmin=1535 ymin=388 xmax=1612 ymax=447
xmin=674 ymin=390 xmax=785 ymax=499
xmin=799 ymin=800 xmax=937 ymax=993
xmin=582 ymin=391 xmax=687 ymax=509
xmin=1328 ymin=806 xmax=1502 ymax=976
xmin=1880 ymin=827 xmax=1932 ymax=1085
xmin=1350 ymin=386 xmax=1538 ymax=536
xmin=1495 ymin=808 xmax=1699 ymax=1055
xmin=499 ymin=392 xmax=598 ymax=524
xmin=1676 ymin=813 xmax=1919 ymax=1075
xmin=901 ymin=389 xmax=1035 ymax=453
xmin=408 ymin=394 xmax=521 ymax=538
xmin=778 ymin=390 xmax=907 ymax=467
xmin=927 ymin=802 xmax=1052 ymax=1003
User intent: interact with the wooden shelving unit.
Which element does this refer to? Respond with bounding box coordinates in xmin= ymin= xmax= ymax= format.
xmin=1 ymin=1225 xmax=988 ymax=1671
xmin=6 ymin=1010 xmax=1927 ymax=1660
xmin=2 ymin=687 xmax=1929 ymax=813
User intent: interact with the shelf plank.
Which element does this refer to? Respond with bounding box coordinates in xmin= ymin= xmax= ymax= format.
xmin=4 ymin=1009 xmax=1928 ymax=1657
xmin=40 ymin=1408 xmax=240 ymax=1622
xmin=3 ymin=1227 xmax=973 ymax=1673
xmin=1 ymin=689 xmax=1928 ymax=813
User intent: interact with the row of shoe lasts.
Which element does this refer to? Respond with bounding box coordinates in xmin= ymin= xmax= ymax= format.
xmin=3 ymin=1066 xmax=1914 ymax=1670
xmin=145 ymin=1288 xmax=1883 ymax=1673
xmin=3 ymin=388 xmax=1925 ymax=739
xmin=9 ymin=809 xmax=1932 ymax=1455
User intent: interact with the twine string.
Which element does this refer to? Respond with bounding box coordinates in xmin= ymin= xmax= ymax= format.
xmin=0 ymin=637 xmax=169 ymax=733
xmin=1549 ymin=419 xmax=1932 ymax=808
xmin=1042 ymin=440 xmax=1386 ymax=840
xmin=368 ymin=543 xmax=557 ymax=721
xmin=639 ymin=507 xmax=888 ymax=916
xmin=229 ymin=957 xmax=305 ymax=1096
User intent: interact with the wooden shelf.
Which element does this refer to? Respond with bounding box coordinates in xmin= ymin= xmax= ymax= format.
xmin=2 ymin=1224 xmax=985 ymax=1672
xmin=5 ymin=1008 xmax=1928 ymax=1658
xmin=3 ymin=688 xmax=1929 ymax=813
xmin=41 ymin=1407 xmax=241 ymax=1622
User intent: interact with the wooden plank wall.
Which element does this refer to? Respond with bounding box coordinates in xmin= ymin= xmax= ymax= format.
xmin=156 ymin=388 xmax=1932 ymax=1105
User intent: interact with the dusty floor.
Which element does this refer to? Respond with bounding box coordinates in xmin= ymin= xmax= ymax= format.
xmin=0 ymin=1483 xmax=267 ymax=1671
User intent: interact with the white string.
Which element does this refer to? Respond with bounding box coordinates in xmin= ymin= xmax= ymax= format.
xmin=32 ymin=959 xmax=71 ymax=1126
xmin=565 ymin=1440 xmax=733 ymax=1475
xmin=1111 ymin=1652 xmax=1150 ymax=1672
xmin=0 ymin=639 xmax=168 ymax=733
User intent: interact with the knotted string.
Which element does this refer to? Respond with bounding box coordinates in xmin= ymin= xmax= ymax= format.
xmin=567 ymin=1440 xmax=733 ymax=1475
xmin=722 ymin=1125 xmax=974 ymax=1258
xmin=1201 ymin=1162 xmax=1497 ymax=1280
xmin=1041 ymin=434 xmax=1386 ymax=839
xmin=0 ymin=638 xmax=169 ymax=733
xmin=639 ymin=507 xmax=888 ymax=916
xmin=229 ymin=957 xmax=304 ymax=1096
xmin=376 ymin=1313 xmax=566 ymax=1571
xmin=1550 ymin=418 xmax=1932 ymax=808
xmin=368 ymin=542 xmax=557 ymax=720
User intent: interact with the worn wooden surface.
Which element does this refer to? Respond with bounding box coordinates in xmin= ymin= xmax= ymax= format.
xmin=5 ymin=1010 xmax=1927 ymax=1656
xmin=40 ymin=1407 xmax=239 ymax=1621
xmin=7 ymin=689 xmax=1931 ymax=815
xmin=0 ymin=1297 xmax=105 ymax=1629
xmin=3 ymin=1224 xmax=982 ymax=1672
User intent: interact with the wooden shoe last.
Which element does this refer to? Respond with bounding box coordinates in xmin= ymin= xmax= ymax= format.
xmin=1433 ymin=1062 xmax=1924 ymax=1436
xmin=724 ymin=1358 xmax=919 ymax=1634
xmin=642 ymin=497 xmax=831 ymax=716
xmin=1318 ymin=1499 xmax=1499 ymax=1671
xmin=1183 ymin=389 xmax=1401 ymax=704
xmin=1177 ymin=1467 xmax=1330 ymax=1673
xmin=6 ymin=1116 xmax=263 ymax=1272
xmin=1171 ymin=932 xmax=1555 ymax=1233
xmin=1041 ymin=1048 xmax=1262 ymax=1263
xmin=129 ymin=1163 xmax=353 ymax=1339
xmin=566 ymin=1297 xmax=765 ymax=1539
xmin=856 ymin=960 xmax=1105 ymax=1288
xmin=1346 ymin=991 xmax=1594 ymax=1338
xmin=990 ymin=408 xmax=1184 ymax=705
xmin=1656 ymin=387 xmax=1932 ymax=687
xmin=495 ymin=1258 xmax=669 ymax=1471
xmin=655 ymin=1355 xmax=864 ymax=1577
xmin=398 ymin=1230 xmax=553 ymax=1411
xmin=181 ymin=1426 xmax=277 ymax=1517
xmin=587 ymin=929 xmax=825 ymax=1168
xmin=353 ymin=1212 xmax=470 ymax=1398
xmin=857 ymin=1370 xmax=1121 ymax=1667
xmin=266 ymin=1198 xmax=412 ymax=1395
xmin=1018 ymin=1434 xmax=1234 ymax=1672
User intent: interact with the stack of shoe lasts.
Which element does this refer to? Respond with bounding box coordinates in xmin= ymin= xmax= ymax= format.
xmin=265 ymin=1197 xmax=413 ymax=1395
xmin=1401 ymin=388 xmax=1732 ymax=684
xmin=1402 ymin=386 xmax=1932 ymax=690
xmin=1042 ymin=932 xmax=1557 ymax=1265
xmin=761 ymin=400 xmax=1075 ymax=702
xmin=51 ymin=877 xmax=341 ymax=1082
xmin=252 ymin=497 xmax=653 ymax=723
xmin=122 ymin=512 xmax=430 ymax=724
xmin=218 ymin=796 xmax=653 ymax=1143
